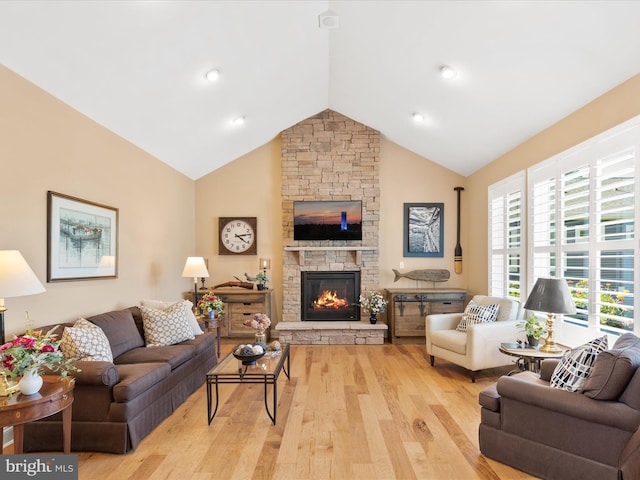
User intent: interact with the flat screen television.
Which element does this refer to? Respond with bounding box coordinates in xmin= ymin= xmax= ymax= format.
xmin=294 ymin=200 xmax=362 ymax=241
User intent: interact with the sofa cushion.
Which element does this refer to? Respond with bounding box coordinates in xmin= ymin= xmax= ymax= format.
xmin=582 ymin=333 xmax=640 ymax=400
xmin=60 ymin=318 xmax=113 ymax=362
xmin=550 ymin=336 xmax=608 ymax=392
xmin=141 ymin=298 xmax=203 ymax=336
xmin=456 ymin=300 xmax=500 ymax=332
xmin=113 ymin=362 xmax=172 ymax=403
xmin=139 ymin=303 xmax=195 ymax=347
xmin=87 ymin=309 xmax=145 ymax=358
xmin=114 ymin=344 xmax=196 ymax=370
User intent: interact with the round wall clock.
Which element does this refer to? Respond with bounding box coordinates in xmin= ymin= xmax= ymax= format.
xmin=218 ymin=217 xmax=257 ymax=255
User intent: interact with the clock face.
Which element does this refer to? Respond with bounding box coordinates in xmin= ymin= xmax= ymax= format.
xmin=219 ymin=217 xmax=257 ymax=255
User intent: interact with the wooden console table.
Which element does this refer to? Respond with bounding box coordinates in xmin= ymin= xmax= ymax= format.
xmin=385 ymin=288 xmax=468 ymax=343
xmin=0 ymin=376 xmax=74 ymax=453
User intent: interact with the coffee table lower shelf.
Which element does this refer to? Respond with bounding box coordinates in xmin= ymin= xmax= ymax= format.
xmin=206 ymin=343 xmax=290 ymax=425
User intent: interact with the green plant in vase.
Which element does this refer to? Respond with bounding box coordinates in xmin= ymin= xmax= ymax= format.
xmin=517 ymin=315 xmax=548 ymax=348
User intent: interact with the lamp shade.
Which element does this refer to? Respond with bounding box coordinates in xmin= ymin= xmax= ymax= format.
xmin=524 ymin=277 xmax=576 ymax=315
xmin=181 ymin=257 xmax=209 ymax=279
xmin=0 ymin=250 xmax=45 ymax=301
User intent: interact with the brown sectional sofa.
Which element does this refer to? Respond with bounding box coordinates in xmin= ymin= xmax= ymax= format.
xmin=22 ymin=306 xmax=217 ymax=454
xmin=479 ymin=333 xmax=640 ymax=479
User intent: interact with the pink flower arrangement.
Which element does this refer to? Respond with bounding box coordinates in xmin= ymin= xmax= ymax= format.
xmin=0 ymin=327 xmax=77 ymax=378
xmin=243 ymin=313 xmax=271 ymax=333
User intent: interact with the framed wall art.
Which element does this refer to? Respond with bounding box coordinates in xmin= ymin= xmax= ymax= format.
xmin=47 ymin=191 xmax=118 ymax=282
xmin=403 ymin=203 xmax=444 ymax=257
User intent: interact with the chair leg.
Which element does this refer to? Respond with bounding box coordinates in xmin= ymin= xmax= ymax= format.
xmin=471 ymin=371 xmax=477 ymax=383
xmin=429 ymin=355 xmax=435 ymax=367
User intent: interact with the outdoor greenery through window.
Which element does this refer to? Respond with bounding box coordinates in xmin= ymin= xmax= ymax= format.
xmin=490 ymin=116 xmax=640 ymax=336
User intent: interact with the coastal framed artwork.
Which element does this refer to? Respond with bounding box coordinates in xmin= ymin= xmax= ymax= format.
xmin=403 ymin=203 xmax=444 ymax=257
xmin=47 ymin=191 xmax=118 ymax=282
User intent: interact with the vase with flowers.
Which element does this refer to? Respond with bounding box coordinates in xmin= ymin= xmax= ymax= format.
xmin=243 ymin=313 xmax=271 ymax=343
xmin=198 ymin=292 xmax=224 ymax=319
xmin=358 ymin=290 xmax=388 ymax=324
xmin=0 ymin=327 xmax=77 ymax=395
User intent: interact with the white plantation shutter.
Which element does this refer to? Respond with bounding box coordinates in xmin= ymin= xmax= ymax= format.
xmin=488 ymin=172 xmax=525 ymax=300
xmin=527 ymin=117 xmax=640 ymax=334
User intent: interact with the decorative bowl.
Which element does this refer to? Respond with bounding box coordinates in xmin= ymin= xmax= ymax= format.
xmin=233 ymin=352 xmax=265 ymax=365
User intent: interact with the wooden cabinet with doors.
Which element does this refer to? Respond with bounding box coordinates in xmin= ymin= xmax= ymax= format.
xmin=385 ymin=288 xmax=468 ymax=343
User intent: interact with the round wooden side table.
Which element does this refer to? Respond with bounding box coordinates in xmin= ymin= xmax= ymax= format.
xmin=499 ymin=342 xmax=568 ymax=374
xmin=0 ymin=375 xmax=75 ymax=453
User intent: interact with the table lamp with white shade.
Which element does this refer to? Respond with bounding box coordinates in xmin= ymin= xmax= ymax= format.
xmin=0 ymin=250 xmax=46 ymax=396
xmin=0 ymin=250 xmax=46 ymax=345
xmin=182 ymin=257 xmax=209 ymax=310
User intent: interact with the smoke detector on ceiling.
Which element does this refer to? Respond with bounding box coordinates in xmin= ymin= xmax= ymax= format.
xmin=318 ymin=10 xmax=339 ymax=29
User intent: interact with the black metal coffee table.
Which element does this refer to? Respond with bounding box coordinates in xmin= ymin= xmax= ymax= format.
xmin=206 ymin=343 xmax=290 ymax=425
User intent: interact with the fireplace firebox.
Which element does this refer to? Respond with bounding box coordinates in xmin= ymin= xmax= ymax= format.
xmin=301 ymin=271 xmax=360 ymax=321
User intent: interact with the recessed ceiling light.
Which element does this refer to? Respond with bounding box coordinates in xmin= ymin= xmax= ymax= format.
xmin=204 ymin=69 xmax=220 ymax=81
xmin=232 ymin=116 xmax=245 ymax=126
xmin=412 ymin=113 xmax=424 ymax=123
xmin=318 ymin=9 xmax=339 ymax=29
xmin=440 ymin=65 xmax=457 ymax=79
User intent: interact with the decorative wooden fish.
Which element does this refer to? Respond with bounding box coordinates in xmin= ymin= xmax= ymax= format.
xmin=392 ymin=269 xmax=450 ymax=283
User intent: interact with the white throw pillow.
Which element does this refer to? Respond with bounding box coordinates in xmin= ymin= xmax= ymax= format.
xmin=141 ymin=298 xmax=203 ymax=335
xmin=139 ymin=303 xmax=195 ymax=347
xmin=60 ymin=317 xmax=113 ymax=362
xmin=456 ymin=301 xmax=500 ymax=332
xmin=550 ymin=336 xmax=609 ymax=392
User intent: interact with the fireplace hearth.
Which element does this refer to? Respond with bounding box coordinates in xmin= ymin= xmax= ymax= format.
xmin=301 ymin=271 xmax=360 ymax=321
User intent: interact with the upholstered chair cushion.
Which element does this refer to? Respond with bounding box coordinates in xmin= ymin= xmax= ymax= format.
xmin=582 ymin=333 xmax=640 ymax=400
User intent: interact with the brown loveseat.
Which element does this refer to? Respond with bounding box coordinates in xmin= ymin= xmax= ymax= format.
xmin=22 ymin=306 xmax=217 ymax=454
xmin=478 ymin=333 xmax=640 ymax=480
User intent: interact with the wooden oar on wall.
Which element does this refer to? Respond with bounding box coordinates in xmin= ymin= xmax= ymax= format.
xmin=454 ymin=186 xmax=464 ymax=274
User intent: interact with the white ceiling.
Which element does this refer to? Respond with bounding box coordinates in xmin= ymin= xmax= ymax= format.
xmin=1 ymin=1 xmax=640 ymax=180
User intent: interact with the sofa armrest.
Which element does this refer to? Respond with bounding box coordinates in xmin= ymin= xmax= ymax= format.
xmin=497 ymin=374 xmax=640 ymax=432
xmin=69 ymin=360 xmax=119 ymax=387
xmin=426 ymin=313 xmax=462 ymax=332
xmin=466 ymin=319 xmax=520 ymax=364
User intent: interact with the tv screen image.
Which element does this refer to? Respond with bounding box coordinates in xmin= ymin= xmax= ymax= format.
xmin=294 ymin=201 xmax=362 ymax=241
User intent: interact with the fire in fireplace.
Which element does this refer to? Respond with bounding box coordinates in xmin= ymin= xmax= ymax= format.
xmin=301 ymin=271 xmax=360 ymax=321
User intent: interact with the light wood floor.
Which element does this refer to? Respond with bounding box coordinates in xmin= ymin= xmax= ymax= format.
xmin=72 ymin=341 xmax=537 ymax=480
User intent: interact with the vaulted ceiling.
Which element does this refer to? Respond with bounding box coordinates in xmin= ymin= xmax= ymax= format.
xmin=1 ymin=1 xmax=640 ymax=180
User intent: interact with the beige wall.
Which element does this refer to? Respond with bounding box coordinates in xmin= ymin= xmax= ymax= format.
xmin=465 ymin=73 xmax=640 ymax=295
xmin=194 ymin=140 xmax=283 ymax=319
xmin=0 ymin=65 xmax=196 ymax=338
xmin=379 ymin=139 xmax=467 ymax=289
xmin=195 ymin=132 xmax=469 ymax=324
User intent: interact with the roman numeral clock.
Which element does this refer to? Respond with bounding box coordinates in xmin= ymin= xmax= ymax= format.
xmin=218 ymin=217 xmax=257 ymax=255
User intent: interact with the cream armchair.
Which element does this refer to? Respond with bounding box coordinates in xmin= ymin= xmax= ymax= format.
xmin=425 ymin=295 xmax=522 ymax=382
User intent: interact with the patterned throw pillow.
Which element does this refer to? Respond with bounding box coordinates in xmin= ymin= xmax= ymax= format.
xmin=140 ymin=302 xmax=195 ymax=347
xmin=60 ymin=317 xmax=113 ymax=362
xmin=456 ymin=301 xmax=500 ymax=332
xmin=550 ymin=336 xmax=609 ymax=392
xmin=141 ymin=298 xmax=203 ymax=335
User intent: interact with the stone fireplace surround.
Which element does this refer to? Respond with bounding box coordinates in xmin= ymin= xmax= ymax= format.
xmin=275 ymin=110 xmax=387 ymax=345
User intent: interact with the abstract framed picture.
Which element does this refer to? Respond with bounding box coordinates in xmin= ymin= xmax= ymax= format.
xmin=47 ymin=191 xmax=118 ymax=282
xmin=403 ymin=203 xmax=444 ymax=257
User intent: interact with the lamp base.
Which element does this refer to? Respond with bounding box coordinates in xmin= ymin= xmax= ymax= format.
xmin=540 ymin=341 xmax=562 ymax=354
xmin=0 ymin=372 xmax=19 ymax=396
